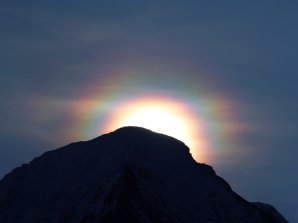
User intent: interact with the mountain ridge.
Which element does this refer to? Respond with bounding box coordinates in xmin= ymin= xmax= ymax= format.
xmin=0 ymin=126 xmax=288 ymax=223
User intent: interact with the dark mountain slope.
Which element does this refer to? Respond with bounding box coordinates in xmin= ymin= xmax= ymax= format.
xmin=0 ymin=127 xmax=288 ymax=223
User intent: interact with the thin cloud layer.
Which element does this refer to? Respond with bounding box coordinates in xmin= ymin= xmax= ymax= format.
xmin=0 ymin=1 xmax=297 ymax=222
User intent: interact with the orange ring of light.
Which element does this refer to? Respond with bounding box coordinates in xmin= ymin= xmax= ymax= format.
xmin=99 ymin=94 xmax=210 ymax=162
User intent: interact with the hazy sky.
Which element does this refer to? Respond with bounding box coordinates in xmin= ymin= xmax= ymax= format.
xmin=1 ymin=1 xmax=298 ymax=222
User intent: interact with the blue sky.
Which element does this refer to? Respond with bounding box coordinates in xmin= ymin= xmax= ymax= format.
xmin=1 ymin=1 xmax=298 ymax=221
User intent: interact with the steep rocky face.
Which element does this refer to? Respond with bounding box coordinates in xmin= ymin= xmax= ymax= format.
xmin=0 ymin=127 xmax=288 ymax=223
xmin=252 ymin=202 xmax=289 ymax=223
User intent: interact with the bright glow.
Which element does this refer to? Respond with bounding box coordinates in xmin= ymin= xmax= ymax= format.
xmin=68 ymin=67 xmax=241 ymax=165
xmin=118 ymin=105 xmax=189 ymax=143
xmin=100 ymin=95 xmax=209 ymax=161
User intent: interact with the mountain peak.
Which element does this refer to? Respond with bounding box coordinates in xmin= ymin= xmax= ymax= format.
xmin=87 ymin=126 xmax=195 ymax=171
xmin=0 ymin=127 xmax=288 ymax=223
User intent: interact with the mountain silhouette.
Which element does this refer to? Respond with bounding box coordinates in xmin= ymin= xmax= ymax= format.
xmin=0 ymin=127 xmax=288 ymax=223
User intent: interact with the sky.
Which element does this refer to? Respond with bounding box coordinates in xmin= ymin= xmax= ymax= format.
xmin=0 ymin=1 xmax=298 ymax=221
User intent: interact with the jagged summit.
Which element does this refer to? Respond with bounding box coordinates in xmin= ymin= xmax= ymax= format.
xmin=91 ymin=126 xmax=195 ymax=169
xmin=0 ymin=127 xmax=288 ymax=223
xmin=96 ymin=126 xmax=191 ymax=157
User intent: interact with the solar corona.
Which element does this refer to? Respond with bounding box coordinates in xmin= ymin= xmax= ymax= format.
xmin=67 ymin=66 xmax=241 ymax=164
xmin=100 ymin=94 xmax=207 ymax=161
xmin=69 ymin=77 xmax=240 ymax=165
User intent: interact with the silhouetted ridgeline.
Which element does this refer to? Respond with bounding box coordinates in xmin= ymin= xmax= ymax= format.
xmin=0 ymin=127 xmax=288 ymax=223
